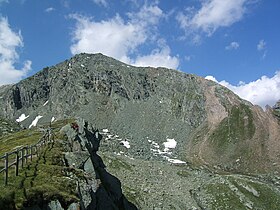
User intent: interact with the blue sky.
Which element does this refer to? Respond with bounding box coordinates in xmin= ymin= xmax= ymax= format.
xmin=0 ymin=0 xmax=279 ymax=107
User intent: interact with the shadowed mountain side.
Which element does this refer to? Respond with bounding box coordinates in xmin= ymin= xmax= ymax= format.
xmin=76 ymin=123 xmax=137 ymax=210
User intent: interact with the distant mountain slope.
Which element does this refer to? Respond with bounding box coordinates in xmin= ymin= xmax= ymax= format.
xmin=0 ymin=117 xmax=20 ymax=137
xmin=0 ymin=53 xmax=279 ymax=173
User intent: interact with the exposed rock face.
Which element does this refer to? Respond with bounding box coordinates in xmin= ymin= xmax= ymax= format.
xmin=61 ymin=119 xmax=138 ymax=210
xmin=0 ymin=53 xmax=279 ymax=173
xmin=272 ymin=100 xmax=280 ymax=121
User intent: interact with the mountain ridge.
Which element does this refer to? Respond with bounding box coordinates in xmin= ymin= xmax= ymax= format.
xmin=0 ymin=53 xmax=279 ymax=174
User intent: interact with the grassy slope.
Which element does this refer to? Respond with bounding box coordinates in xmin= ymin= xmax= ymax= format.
xmin=0 ymin=117 xmax=21 ymax=138
xmin=0 ymin=119 xmax=78 ymax=210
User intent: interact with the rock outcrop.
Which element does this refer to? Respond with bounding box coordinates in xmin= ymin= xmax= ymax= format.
xmin=60 ymin=119 xmax=138 ymax=210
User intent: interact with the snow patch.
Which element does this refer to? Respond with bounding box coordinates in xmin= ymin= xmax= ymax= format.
xmin=51 ymin=117 xmax=55 ymax=123
xmin=81 ymin=64 xmax=85 ymax=67
xmin=151 ymin=148 xmax=172 ymax=155
xmin=162 ymin=156 xmax=186 ymax=164
xmin=102 ymin=129 xmax=109 ymax=133
xmin=163 ymin=138 xmax=177 ymax=151
xmin=151 ymin=141 xmax=159 ymax=148
xmin=121 ymin=140 xmax=130 ymax=148
xmin=43 ymin=100 xmax=49 ymax=106
xmin=167 ymin=158 xmax=186 ymax=164
xmin=29 ymin=115 xmax=43 ymax=128
xmin=127 ymin=65 xmax=130 ymax=68
xmin=16 ymin=114 xmax=29 ymax=122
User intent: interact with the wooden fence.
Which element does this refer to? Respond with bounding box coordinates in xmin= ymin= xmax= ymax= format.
xmin=0 ymin=128 xmax=53 ymax=185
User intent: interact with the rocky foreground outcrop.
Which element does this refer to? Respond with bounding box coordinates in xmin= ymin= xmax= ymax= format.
xmin=57 ymin=119 xmax=138 ymax=210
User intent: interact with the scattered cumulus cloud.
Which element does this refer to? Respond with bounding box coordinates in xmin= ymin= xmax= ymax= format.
xmin=70 ymin=3 xmax=179 ymax=69
xmin=205 ymin=72 xmax=280 ymax=108
xmin=225 ymin=41 xmax=240 ymax=50
xmin=132 ymin=40 xmax=179 ymax=69
xmin=92 ymin=0 xmax=108 ymax=7
xmin=61 ymin=0 xmax=70 ymax=8
xmin=257 ymin=39 xmax=266 ymax=51
xmin=184 ymin=55 xmax=191 ymax=62
xmin=257 ymin=39 xmax=267 ymax=59
xmin=45 ymin=7 xmax=55 ymax=13
xmin=70 ymin=14 xmax=146 ymax=63
xmin=0 ymin=17 xmax=31 ymax=86
xmin=177 ymin=0 xmax=250 ymax=40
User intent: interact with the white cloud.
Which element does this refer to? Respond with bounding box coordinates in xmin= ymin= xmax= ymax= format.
xmin=257 ymin=39 xmax=266 ymax=51
xmin=70 ymin=14 xmax=146 ymax=63
xmin=0 ymin=17 xmax=31 ymax=86
xmin=184 ymin=55 xmax=191 ymax=62
xmin=92 ymin=0 xmax=108 ymax=7
xmin=257 ymin=39 xmax=267 ymax=59
xmin=205 ymin=75 xmax=218 ymax=82
xmin=177 ymin=0 xmax=249 ymax=37
xmin=225 ymin=41 xmax=240 ymax=50
xmin=132 ymin=40 xmax=179 ymax=69
xmin=45 ymin=7 xmax=55 ymax=13
xmin=205 ymin=71 xmax=280 ymax=108
xmin=70 ymin=3 xmax=179 ymax=69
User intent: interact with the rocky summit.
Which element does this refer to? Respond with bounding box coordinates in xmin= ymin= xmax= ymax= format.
xmin=0 ymin=53 xmax=280 ymax=209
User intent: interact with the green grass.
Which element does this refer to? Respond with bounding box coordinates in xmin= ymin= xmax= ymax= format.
xmin=202 ymin=176 xmax=280 ymax=210
xmin=0 ymin=135 xmax=78 ymax=209
xmin=203 ymin=182 xmax=245 ymax=210
xmin=210 ymin=104 xmax=255 ymax=154
xmin=0 ymin=119 xmax=75 ymax=156
xmin=229 ymin=177 xmax=280 ymax=210
xmin=0 ymin=119 xmax=79 ymax=209
xmin=0 ymin=129 xmax=42 ymax=156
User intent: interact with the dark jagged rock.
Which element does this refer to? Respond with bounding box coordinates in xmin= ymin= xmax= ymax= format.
xmin=62 ymin=119 xmax=138 ymax=210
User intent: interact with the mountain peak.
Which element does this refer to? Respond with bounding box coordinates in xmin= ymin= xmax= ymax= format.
xmin=0 ymin=55 xmax=279 ymax=174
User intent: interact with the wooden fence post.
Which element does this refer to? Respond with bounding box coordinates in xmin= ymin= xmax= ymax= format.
xmin=30 ymin=146 xmax=33 ymax=161
xmin=21 ymin=148 xmax=24 ymax=168
xmin=4 ymin=153 xmax=8 ymax=186
xmin=25 ymin=146 xmax=28 ymax=164
xmin=15 ymin=149 xmax=19 ymax=176
xmin=36 ymin=145 xmax=38 ymax=156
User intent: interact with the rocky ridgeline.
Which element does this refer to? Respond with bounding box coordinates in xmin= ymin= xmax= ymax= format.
xmin=0 ymin=53 xmax=280 ymax=174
